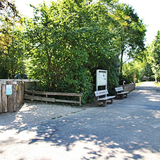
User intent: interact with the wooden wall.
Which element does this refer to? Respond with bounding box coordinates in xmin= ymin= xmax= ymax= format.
xmin=0 ymin=80 xmax=25 ymax=113
xmin=121 ymin=83 xmax=135 ymax=92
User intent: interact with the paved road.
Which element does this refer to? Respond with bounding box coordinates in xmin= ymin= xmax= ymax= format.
xmin=0 ymin=82 xmax=160 ymax=160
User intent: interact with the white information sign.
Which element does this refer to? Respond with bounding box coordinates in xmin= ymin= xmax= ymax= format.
xmin=96 ymin=69 xmax=107 ymax=91
xmin=6 ymin=85 xmax=12 ymax=96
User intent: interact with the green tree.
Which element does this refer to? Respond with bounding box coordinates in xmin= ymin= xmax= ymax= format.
xmin=0 ymin=0 xmax=22 ymax=51
xmin=0 ymin=27 xmax=25 ymax=78
xmin=113 ymin=3 xmax=146 ymax=80
xmin=0 ymin=0 xmax=23 ymax=78
xmin=25 ymin=0 xmax=121 ymax=103
xmin=122 ymin=61 xmax=142 ymax=83
xmin=152 ymin=31 xmax=160 ymax=81
xmin=25 ymin=1 xmax=93 ymax=103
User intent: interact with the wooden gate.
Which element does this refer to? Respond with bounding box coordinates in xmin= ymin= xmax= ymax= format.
xmin=0 ymin=80 xmax=25 ymax=113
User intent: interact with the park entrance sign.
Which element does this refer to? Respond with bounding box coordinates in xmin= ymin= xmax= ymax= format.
xmin=96 ymin=69 xmax=107 ymax=91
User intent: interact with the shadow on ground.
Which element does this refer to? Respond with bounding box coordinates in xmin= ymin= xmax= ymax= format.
xmin=8 ymin=103 xmax=160 ymax=159
xmin=1 ymin=83 xmax=160 ymax=159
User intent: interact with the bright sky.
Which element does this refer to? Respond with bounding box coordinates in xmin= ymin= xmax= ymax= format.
xmin=15 ymin=0 xmax=51 ymax=17
xmin=15 ymin=0 xmax=160 ymax=45
xmin=119 ymin=0 xmax=160 ymax=45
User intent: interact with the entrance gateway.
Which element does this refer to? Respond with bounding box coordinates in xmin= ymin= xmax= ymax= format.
xmin=96 ymin=69 xmax=107 ymax=91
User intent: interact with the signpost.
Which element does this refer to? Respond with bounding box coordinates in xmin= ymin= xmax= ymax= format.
xmin=96 ymin=69 xmax=107 ymax=91
xmin=6 ymin=85 xmax=12 ymax=96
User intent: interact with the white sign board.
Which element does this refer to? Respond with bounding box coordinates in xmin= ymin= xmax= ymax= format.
xmin=96 ymin=69 xmax=107 ymax=91
xmin=6 ymin=85 xmax=12 ymax=96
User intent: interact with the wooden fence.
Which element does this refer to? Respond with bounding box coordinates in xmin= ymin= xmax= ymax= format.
xmin=24 ymin=90 xmax=83 ymax=106
xmin=121 ymin=83 xmax=135 ymax=92
xmin=0 ymin=79 xmax=82 ymax=114
xmin=1 ymin=80 xmax=135 ymax=114
xmin=0 ymin=80 xmax=25 ymax=113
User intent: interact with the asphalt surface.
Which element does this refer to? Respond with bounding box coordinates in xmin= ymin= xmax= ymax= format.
xmin=0 ymin=82 xmax=160 ymax=160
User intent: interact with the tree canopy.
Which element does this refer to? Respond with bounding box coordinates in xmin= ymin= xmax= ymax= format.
xmin=0 ymin=0 xmax=147 ymax=103
xmin=0 ymin=0 xmax=23 ymax=78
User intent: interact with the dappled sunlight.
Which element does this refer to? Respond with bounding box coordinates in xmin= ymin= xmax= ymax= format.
xmin=2 ymin=133 xmax=159 ymax=160
xmin=1 ymin=83 xmax=160 ymax=159
xmin=68 ymin=140 xmax=132 ymax=160
xmin=147 ymin=95 xmax=160 ymax=102
xmin=0 ymin=129 xmax=37 ymax=144
xmin=23 ymin=110 xmax=160 ymax=159
xmin=133 ymin=148 xmax=160 ymax=160
xmin=0 ymin=129 xmax=37 ymax=157
xmin=0 ymin=102 xmax=83 ymax=131
xmin=126 ymin=88 xmax=160 ymax=105
xmin=1 ymin=110 xmax=160 ymax=159
xmin=151 ymin=111 xmax=160 ymax=119
xmin=117 ymin=116 xmax=131 ymax=120
xmin=2 ymin=125 xmax=160 ymax=160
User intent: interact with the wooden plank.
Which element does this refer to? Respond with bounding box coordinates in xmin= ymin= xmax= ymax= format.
xmin=79 ymin=96 xmax=81 ymax=106
xmin=7 ymin=81 xmax=14 ymax=112
xmin=16 ymin=82 xmax=20 ymax=108
xmin=0 ymin=81 xmax=2 ymax=113
xmin=21 ymin=82 xmax=25 ymax=103
xmin=115 ymin=87 xmax=123 ymax=91
xmin=24 ymin=95 xmax=56 ymax=103
xmin=25 ymin=89 xmax=82 ymax=106
xmin=98 ymin=96 xmax=115 ymax=101
xmin=17 ymin=81 xmax=22 ymax=108
xmin=95 ymin=90 xmax=108 ymax=97
xmin=55 ymin=99 xmax=80 ymax=104
xmin=19 ymin=82 xmax=22 ymax=105
xmin=2 ymin=84 xmax=7 ymax=112
xmin=25 ymin=90 xmax=82 ymax=97
xmin=13 ymin=83 xmax=17 ymax=112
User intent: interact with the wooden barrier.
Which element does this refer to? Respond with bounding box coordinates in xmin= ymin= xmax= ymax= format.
xmin=0 ymin=80 xmax=25 ymax=113
xmin=24 ymin=90 xmax=83 ymax=106
xmin=121 ymin=83 xmax=135 ymax=92
xmin=0 ymin=79 xmax=82 ymax=114
xmin=1 ymin=83 xmax=7 ymax=112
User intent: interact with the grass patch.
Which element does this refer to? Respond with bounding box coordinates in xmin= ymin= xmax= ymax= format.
xmin=135 ymin=82 xmax=143 ymax=86
xmin=154 ymin=82 xmax=160 ymax=87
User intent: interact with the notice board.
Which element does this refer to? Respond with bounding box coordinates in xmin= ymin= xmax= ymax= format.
xmin=96 ymin=69 xmax=107 ymax=91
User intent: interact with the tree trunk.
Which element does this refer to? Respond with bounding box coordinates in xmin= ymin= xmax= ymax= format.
xmin=120 ymin=47 xmax=124 ymax=77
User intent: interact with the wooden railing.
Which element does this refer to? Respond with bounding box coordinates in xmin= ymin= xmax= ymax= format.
xmin=121 ymin=83 xmax=135 ymax=92
xmin=24 ymin=90 xmax=83 ymax=106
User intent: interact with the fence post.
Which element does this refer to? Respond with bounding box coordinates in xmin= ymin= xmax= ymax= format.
xmin=2 ymin=83 xmax=7 ymax=113
xmin=13 ymin=82 xmax=17 ymax=112
xmin=17 ymin=81 xmax=22 ymax=108
xmin=0 ymin=80 xmax=27 ymax=113
xmin=6 ymin=81 xmax=14 ymax=112
xmin=22 ymin=82 xmax=25 ymax=103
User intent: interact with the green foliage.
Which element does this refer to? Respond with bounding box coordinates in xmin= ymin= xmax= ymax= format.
xmin=0 ymin=28 xmax=26 ymax=78
xmin=121 ymin=61 xmax=142 ymax=84
xmin=142 ymin=63 xmax=154 ymax=81
xmin=152 ymin=31 xmax=160 ymax=81
xmin=157 ymin=76 xmax=160 ymax=82
xmin=112 ymin=3 xmax=146 ymax=77
xmin=24 ymin=0 xmax=122 ymax=103
xmin=0 ymin=0 xmax=24 ymax=78
xmin=23 ymin=0 xmax=147 ymax=103
xmin=154 ymin=82 xmax=160 ymax=87
xmin=138 ymin=31 xmax=160 ymax=82
xmin=0 ymin=0 xmax=148 ymax=104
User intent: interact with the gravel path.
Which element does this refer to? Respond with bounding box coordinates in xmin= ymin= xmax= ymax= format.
xmin=0 ymin=82 xmax=160 ymax=160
